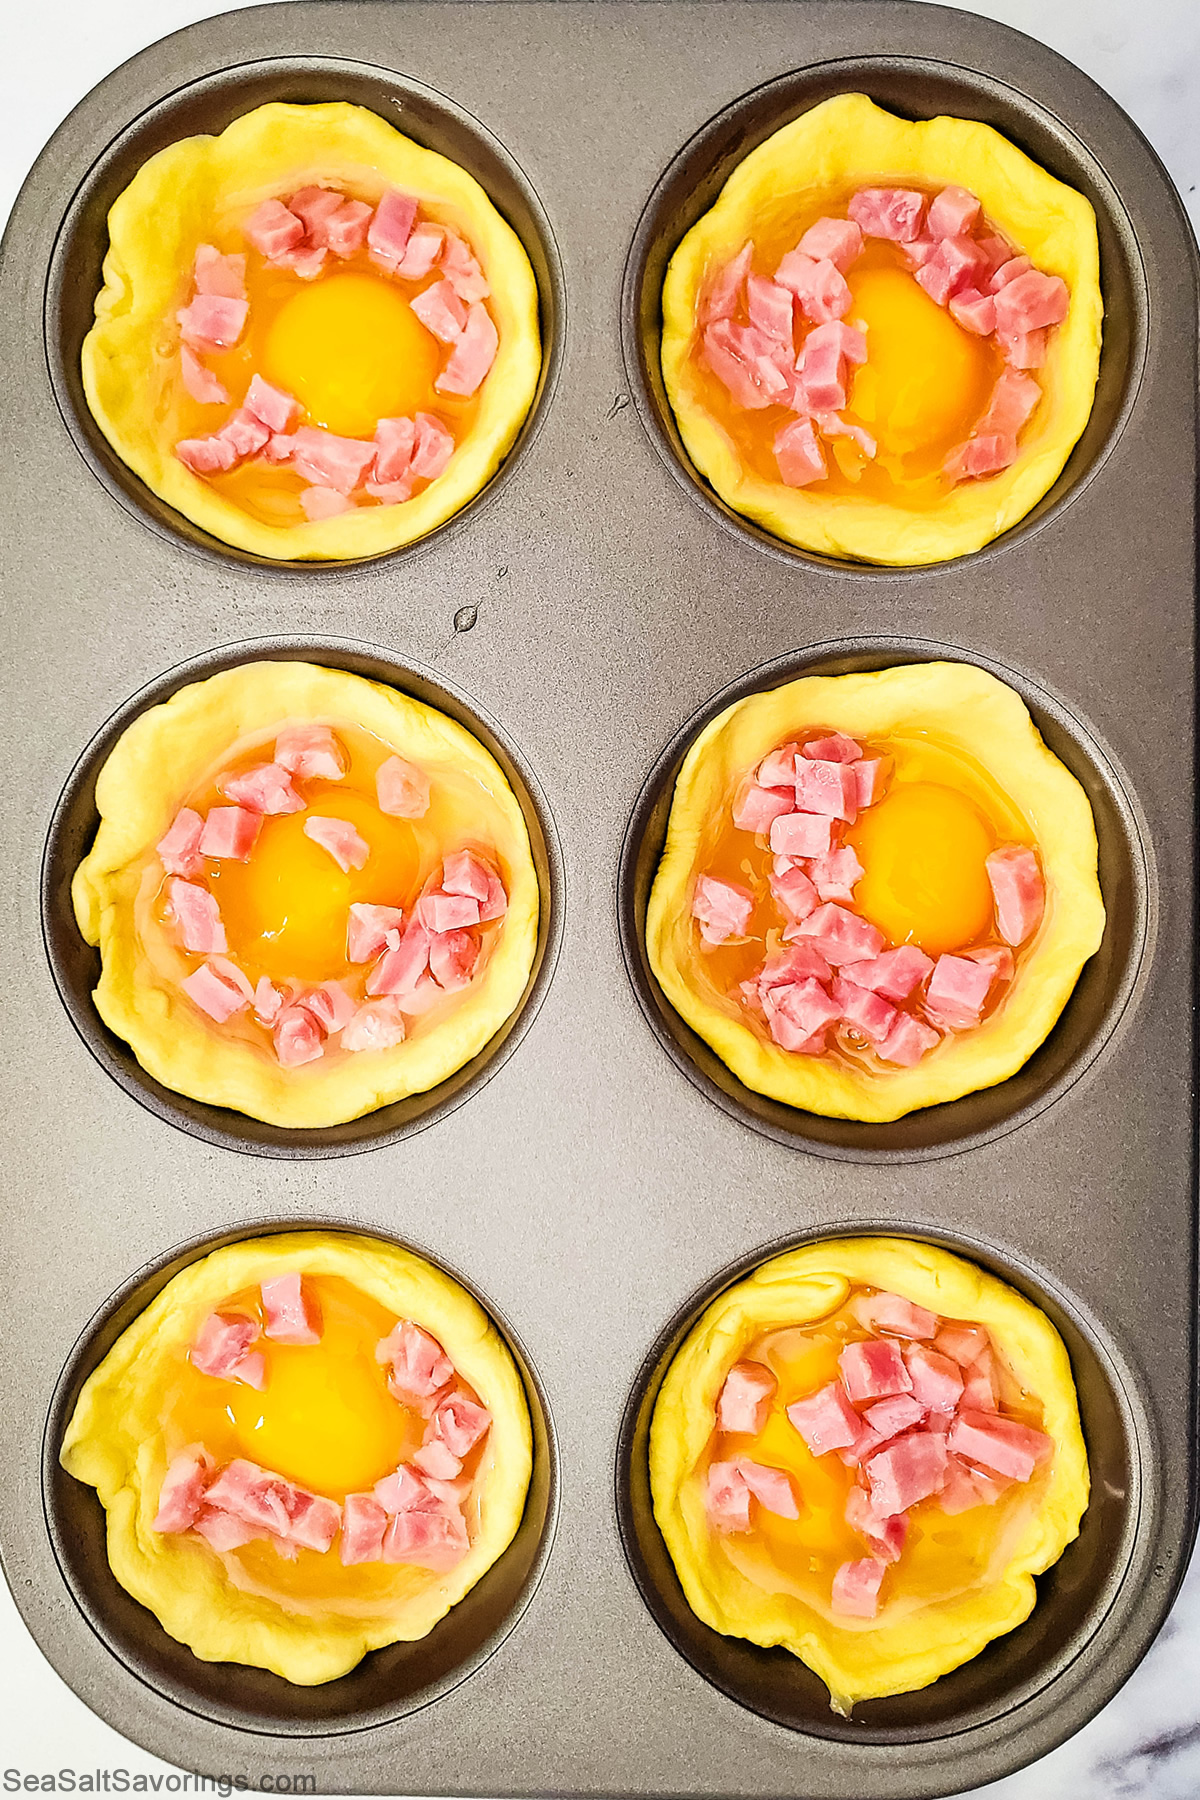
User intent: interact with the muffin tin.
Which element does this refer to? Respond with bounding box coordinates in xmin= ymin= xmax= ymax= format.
xmin=0 ymin=2 xmax=1195 ymax=1796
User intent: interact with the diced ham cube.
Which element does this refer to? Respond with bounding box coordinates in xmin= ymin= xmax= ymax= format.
xmin=277 ymin=243 xmax=328 ymax=281
xmin=253 ymin=977 xmax=283 ymax=1025
xmin=848 ymin=188 xmax=926 ymax=242
xmin=373 ymin=415 xmax=417 ymax=485
xmin=425 ymin=926 xmax=477 ymax=992
xmin=999 ymin=328 xmax=1048 ymax=370
xmin=916 ymin=235 xmax=990 ymax=307
xmin=395 ymin=223 xmax=444 ymax=279
xmin=374 ymin=753 xmax=430 ymax=818
xmin=182 ymin=960 xmax=250 ymax=1023
xmin=152 ymin=1447 xmax=214 ymax=1533
xmin=850 ymin=1291 xmax=938 ymax=1339
xmin=217 ymin=761 xmax=304 ymax=815
xmin=376 ymin=1318 xmax=454 ymax=1398
xmin=849 ymin=946 xmax=933 ymax=1001
xmin=795 ymin=758 xmax=858 ymax=821
xmin=769 ymin=809 xmax=835 ymax=858
xmin=263 ymin=432 xmax=297 ymax=463
xmin=769 ymin=861 xmax=818 ymax=921
xmin=948 ymin=1411 xmax=1053 ymax=1482
xmin=925 ymin=952 xmax=994 ymax=1030
xmin=851 ymin=758 xmax=883 ymax=808
xmin=412 ymin=1438 xmax=463 ymax=1480
xmin=180 ymin=345 xmax=229 ymax=406
xmin=758 ymin=744 xmax=800 ymax=788
xmin=411 ymin=412 xmax=456 ymax=479
xmin=867 ymin=1431 xmax=949 ymax=1514
xmin=904 ymin=1345 xmax=964 ymax=1412
xmin=815 ymin=411 xmax=877 ymax=459
xmin=412 ymin=277 xmax=469 ymax=343
xmin=374 ymin=1463 xmax=443 ymax=1513
xmin=844 ymin=1486 xmax=908 ymax=1564
xmin=736 ymin=1458 xmax=799 ymax=1519
xmin=192 ymin=1506 xmax=266 ymax=1551
xmin=934 ymin=1323 xmax=991 ymax=1366
xmin=291 ymin=426 xmax=377 ymax=494
xmin=988 ymin=254 xmax=1034 ymax=293
xmin=700 ymin=241 xmax=754 ymax=324
xmin=244 ymin=199 xmax=306 ymax=260
xmin=439 ymin=849 xmax=492 ymax=904
xmin=691 ymin=874 xmax=754 ymax=946
xmin=275 ymin=724 xmax=346 ymax=781
xmin=831 ymin=1556 xmax=886 ymax=1618
xmin=176 ymin=434 xmax=238 ymax=476
xmin=340 ymin=1492 xmax=389 ymax=1564
xmin=839 ymin=1337 xmax=912 ymax=1403
xmin=288 ymin=185 xmax=346 ymax=242
xmin=833 ymin=975 xmax=896 ymax=1043
xmin=303 ymin=815 xmax=370 ymax=872
xmin=993 ymin=269 xmax=1070 ymax=334
xmin=367 ymin=190 xmax=418 ymax=266
xmin=273 ymin=1005 xmax=324 ymax=1068
xmin=786 ymin=1380 xmax=862 ymax=1455
xmin=986 ymin=846 xmax=1044 ymax=946
xmin=191 ymin=1312 xmax=262 ymax=1384
xmin=877 ymin=1012 xmax=941 ymax=1066
xmin=194 ymin=244 xmax=246 ymax=299
xmin=367 ymin=918 xmax=432 ymax=997
xmin=961 ymin=1354 xmax=1000 ymax=1412
xmin=802 ymin=733 xmax=862 ymax=764
xmin=767 ymin=977 xmax=842 ymax=1052
xmin=965 ymin=945 xmax=1015 ymax=987
xmin=197 ymin=805 xmax=261 ymax=863
xmin=166 ymin=877 xmax=227 ymax=953
xmin=705 ymin=1460 xmax=752 ymax=1531
xmin=261 ymin=1272 xmax=321 ymax=1345
xmin=900 ymin=234 xmax=939 ymax=271
xmin=796 ymin=903 xmax=884 ymax=965
xmin=797 ymin=216 xmax=863 ymax=272
xmin=759 ymin=943 xmax=833 ymax=991
xmin=797 ymin=325 xmax=848 ymax=413
xmin=837 ymin=1421 xmax=887 ymax=1469
xmin=809 ymin=846 xmax=864 ymax=903
xmin=716 ymin=1361 xmax=777 ymax=1435
xmin=439 ymin=230 xmax=490 ymax=302
xmin=436 ymin=302 xmax=499 ymax=397
xmin=157 ymin=808 xmax=204 ymax=877
xmin=218 ymin=407 xmax=271 ymax=459
xmin=948 ymin=288 xmax=997 ymax=335
xmin=342 ymin=997 xmax=407 ymax=1052
xmin=298 ymin=981 xmax=356 ymax=1034
xmin=347 ymin=902 xmax=406 ymax=963
xmin=429 ymin=1392 xmax=492 ymax=1459
xmin=746 ymin=274 xmax=796 ymax=346
xmin=417 ymin=891 xmax=481 ymax=933
xmin=937 ymin=1459 xmax=988 ymax=1515
xmin=177 ymin=293 xmax=248 ymax=350
xmin=702 ymin=318 xmax=785 ymax=410
xmin=945 ymin=433 xmax=1019 ymax=481
xmin=927 ymin=186 xmax=982 ymax=238
xmin=862 ymin=1393 xmax=927 ymax=1438
xmin=774 ymin=251 xmax=851 ymax=324
xmin=323 ymin=198 xmax=374 ymax=258
xmin=978 ymin=368 xmax=1042 ymax=439
xmin=243 ymin=375 xmax=300 ymax=435
xmin=383 ymin=1505 xmax=469 ymax=1570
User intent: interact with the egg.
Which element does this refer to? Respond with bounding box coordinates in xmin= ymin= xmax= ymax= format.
xmin=81 ymin=102 xmax=542 ymax=560
xmin=646 ymin=662 xmax=1106 ymax=1122
xmin=650 ymin=1237 xmax=1089 ymax=1712
xmin=60 ymin=1232 xmax=534 ymax=1685
xmin=72 ymin=661 xmax=541 ymax=1129
xmin=660 ymin=93 xmax=1102 ymax=564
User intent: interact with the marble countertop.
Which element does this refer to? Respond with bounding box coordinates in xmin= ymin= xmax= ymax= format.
xmin=1 ymin=1 xmax=1196 ymax=1795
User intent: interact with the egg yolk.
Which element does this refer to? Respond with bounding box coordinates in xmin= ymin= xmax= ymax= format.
xmin=846 ymin=782 xmax=996 ymax=957
xmin=261 ymin=272 xmax=441 ymax=439
xmin=210 ymin=789 xmax=419 ymax=985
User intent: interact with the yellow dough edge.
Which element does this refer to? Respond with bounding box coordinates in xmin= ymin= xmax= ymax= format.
xmin=61 ymin=1232 xmax=533 ymax=1684
xmin=661 ymin=94 xmax=1103 ymax=565
xmin=72 ymin=661 xmax=541 ymax=1127
xmin=645 ymin=662 xmax=1106 ymax=1122
xmin=82 ymin=102 xmax=542 ymax=560
xmin=649 ymin=1237 xmax=1089 ymax=1710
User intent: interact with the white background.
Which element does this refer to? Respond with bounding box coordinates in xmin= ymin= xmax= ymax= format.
xmin=1 ymin=3 xmax=1197 ymax=1797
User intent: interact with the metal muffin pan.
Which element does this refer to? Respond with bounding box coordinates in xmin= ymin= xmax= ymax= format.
xmin=0 ymin=2 xmax=1195 ymax=1796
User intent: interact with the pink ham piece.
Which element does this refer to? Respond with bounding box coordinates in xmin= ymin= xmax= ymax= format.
xmin=373 ymin=415 xmax=417 ymax=487
xmin=157 ymin=808 xmax=204 ymax=877
xmin=837 ymin=1421 xmax=888 ymax=1470
xmin=760 ymin=943 xmax=833 ymax=991
xmin=877 ymin=1012 xmax=941 ymax=1067
xmin=915 ymin=234 xmax=990 ymax=307
xmin=166 ymin=877 xmax=227 ymax=953
xmin=705 ymin=1461 xmax=752 ymax=1532
xmin=291 ymin=427 xmax=377 ymax=494
xmin=347 ymin=902 xmax=406 ymax=963
xmin=243 ymin=375 xmax=300 ymax=435
xmin=701 ymin=241 xmax=754 ymax=324
xmin=852 ymin=758 xmax=883 ymax=808
xmin=809 ymin=847 xmax=865 ymax=904
xmin=797 ymin=322 xmax=854 ymax=412
xmin=428 ymin=1392 xmax=492 ymax=1459
xmin=927 ymin=186 xmax=982 ymax=238
xmin=767 ymin=977 xmax=841 ymax=1053
xmin=849 ymin=188 xmax=926 ymax=242
xmin=949 ymin=1411 xmax=1052 ymax=1482
xmin=938 ymin=1459 xmax=993 ymax=1515
xmin=774 ymin=251 xmax=851 ymax=324
xmin=303 ymin=815 xmax=370 ymax=872
xmin=436 ymin=303 xmax=499 ymax=397
xmin=702 ymin=318 xmax=788 ymax=410
xmin=412 ymin=277 xmax=469 ymax=343
xmin=253 ymin=977 xmax=283 ymax=1025
xmin=411 ymin=412 xmax=455 ymax=479
xmin=204 ymin=1459 xmax=340 ymax=1552
xmin=287 ymin=1489 xmax=343 ymax=1553
xmin=831 ymin=1556 xmax=887 ymax=1618
xmin=716 ymin=1362 xmax=777 ymax=1435
xmin=417 ymin=891 xmax=481 ymax=933
xmin=774 ymin=416 xmax=827 ymax=487
xmin=323 ymin=199 xmax=374 ymax=258
xmin=276 ymin=244 xmax=328 ymax=281
xmin=946 ymin=433 xmax=1020 ymax=481
xmin=217 ymin=762 xmax=304 ymax=815
xmin=342 ymin=997 xmax=408 ymax=1052
xmin=192 ymin=1506 xmax=266 ymax=1552
xmin=769 ymin=809 xmax=834 ymax=858
xmin=176 ymin=434 xmax=238 ymax=476
xmin=986 ymin=846 xmax=1044 ymax=945
xmin=440 ymin=231 xmax=490 ymax=302
xmin=735 ymin=1459 xmax=799 ymax=1519
xmin=177 ymin=293 xmax=248 ymax=350
xmin=412 ymin=1438 xmax=463 ymax=1480
xmin=948 ymin=288 xmax=997 ymax=335
xmin=383 ymin=1506 xmax=469 ymax=1570
xmin=691 ymin=874 xmax=753 ymax=946
xmin=758 ymin=744 xmax=800 ymax=788
xmin=299 ymin=981 xmax=356 ymax=1034
xmin=769 ymin=860 xmax=819 ymax=921
xmin=395 ymin=223 xmax=444 ymax=279
xmin=998 ymin=328 xmax=1047 ymax=370
xmin=275 ymin=724 xmax=346 ymax=781
xmin=797 ymin=903 xmax=884 ymax=966
xmin=797 ymin=217 xmax=863 ymax=272
xmin=198 ymin=805 xmax=261 ymax=862
xmin=377 ymin=1319 xmax=454 ymax=1399
xmin=374 ymin=1463 xmax=443 ymax=1514
xmin=795 ymin=757 xmax=858 ymax=821
xmin=816 ymin=416 xmax=877 ymax=466
xmin=180 ymin=345 xmax=228 ymax=406
xmin=245 ymin=198 xmax=305 ymax=259
xmin=746 ymin=274 xmax=795 ymax=345
xmin=273 ymin=1005 xmax=324 ymax=1068
xmin=288 ymin=186 xmax=345 ymax=241
xmin=839 ymin=1337 xmax=912 ymax=1403
xmin=786 ymin=1380 xmax=862 ymax=1456
xmin=429 ymin=929 xmax=480 ymax=992
xmin=367 ymin=190 xmax=418 ymax=267
xmin=194 ymin=244 xmax=246 ymax=299
xmin=261 ymin=1273 xmax=321 ymax=1346
xmin=993 ymin=269 xmax=1070 ymax=334
xmin=802 ymin=733 xmax=862 ymax=764
xmin=340 ymin=1492 xmax=388 ymax=1565
xmin=219 ymin=408 xmax=271 ymax=458
xmin=862 ymin=1393 xmax=927 ymax=1439
xmin=442 ymin=850 xmax=499 ymax=908
xmin=832 ymin=975 xmax=896 ymax=1044
xmin=191 ymin=1313 xmax=263 ymax=1386
xmin=935 ymin=1323 xmax=991 ymax=1366
xmin=845 ymin=1488 xmax=908 ymax=1564
xmin=925 ymin=952 xmax=993 ymax=1029
xmin=849 ymin=946 xmax=933 ymax=1001
xmin=961 ymin=1351 xmax=1000 ymax=1412
xmin=901 ymin=234 xmax=938 ymax=271
xmin=152 ymin=1447 xmax=214 ymax=1533
xmin=851 ymin=1291 xmax=938 ymax=1340
xmin=367 ymin=919 xmax=432 ymax=997
xmin=376 ymin=754 xmax=430 ymax=817
xmin=867 ymin=1431 xmax=949 ymax=1515
xmin=967 ymin=944 xmax=1015 ymax=984
xmin=904 ymin=1345 xmax=964 ymax=1412
xmin=978 ymin=368 xmax=1042 ymax=438
xmin=182 ymin=960 xmax=251 ymax=1024
xmin=988 ymin=254 xmax=1034 ymax=293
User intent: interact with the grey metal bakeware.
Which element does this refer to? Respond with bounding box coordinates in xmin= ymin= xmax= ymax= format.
xmin=0 ymin=2 xmax=1194 ymax=1797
